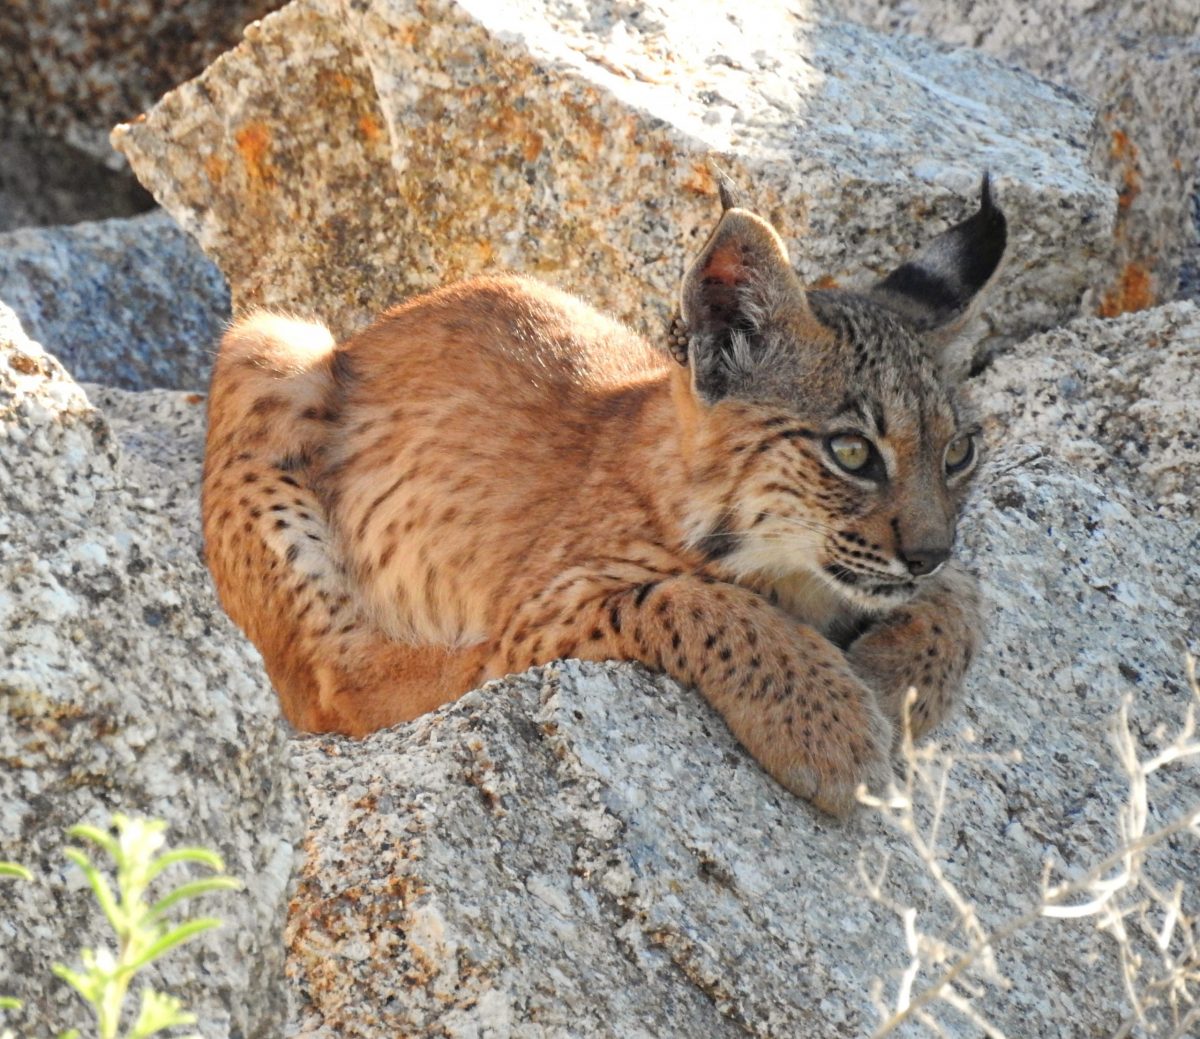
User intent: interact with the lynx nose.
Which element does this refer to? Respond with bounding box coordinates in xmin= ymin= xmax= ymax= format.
xmin=901 ymin=545 xmax=950 ymax=577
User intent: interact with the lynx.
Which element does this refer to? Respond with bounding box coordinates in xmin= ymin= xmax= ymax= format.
xmin=203 ymin=176 xmax=1005 ymax=814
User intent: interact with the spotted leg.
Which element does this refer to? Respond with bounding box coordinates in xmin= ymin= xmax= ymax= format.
xmin=845 ymin=563 xmax=981 ymax=742
xmin=487 ymin=565 xmax=893 ymax=815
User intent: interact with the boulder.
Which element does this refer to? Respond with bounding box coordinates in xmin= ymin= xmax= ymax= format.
xmin=835 ymin=0 xmax=1200 ymax=314
xmin=0 ymin=304 xmax=299 ymax=1039
xmin=0 ymin=0 xmax=284 ymax=168
xmin=286 ymin=304 xmax=1199 ymax=1036
xmin=0 ymin=125 xmax=154 ymax=233
xmin=970 ymin=300 xmax=1200 ymax=522
xmin=0 ymin=211 xmax=230 ymax=391
xmin=113 ymin=0 xmax=1114 ymax=361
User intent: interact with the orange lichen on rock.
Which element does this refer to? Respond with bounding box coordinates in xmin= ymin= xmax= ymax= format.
xmin=1110 ymin=128 xmax=1141 ymax=211
xmin=8 ymin=352 xmax=41 ymax=375
xmin=1099 ymin=261 xmax=1155 ymax=317
xmin=357 ymin=114 xmax=382 ymax=142
xmin=683 ymin=160 xmax=716 ymax=197
xmin=203 ymin=154 xmax=227 ymax=184
xmin=521 ymin=129 xmax=543 ymax=163
xmin=234 ymin=122 xmax=276 ymax=188
xmin=478 ymin=99 xmax=544 ymax=166
xmin=571 ymin=89 xmax=606 ymax=158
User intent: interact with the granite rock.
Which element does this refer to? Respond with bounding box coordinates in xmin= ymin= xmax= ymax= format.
xmin=0 ymin=304 xmax=299 ymax=1039
xmin=970 ymin=300 xmax=1200 ymax=523
xmin=1181 ymin=187 xmax=1200 ymax=302
xmin=0 ymin=211 xmax=230 ymax=391
xmin=114 ymin=0 xmax=1114 ymax=358
xmin=289 ymin=441 xmax=1199 ymax=1035
xmin=0 ymin=0 xmax=285 ymax=168
xmin=0 ymin=123 xmax=154 ymax=233
xmin=836 ymin=0 xmax=1200 ymax=315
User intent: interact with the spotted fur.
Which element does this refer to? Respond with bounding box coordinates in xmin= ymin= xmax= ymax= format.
xmin=203 ymin=179 xmax=1005 ymax=815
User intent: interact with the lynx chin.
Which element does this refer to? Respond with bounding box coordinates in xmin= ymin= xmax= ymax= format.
xmin=203 ymin=175 xmax=1006 ymax=815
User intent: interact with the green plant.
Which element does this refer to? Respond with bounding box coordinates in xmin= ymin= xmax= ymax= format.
xmin=1 ymin=815 xmax=241 ymax=1039
xmin=2 ymin=861 xmax=34 ymax=1031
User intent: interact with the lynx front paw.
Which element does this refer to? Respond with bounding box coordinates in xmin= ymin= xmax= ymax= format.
xmin=847 ymin=564 xmax=981 ymax=741
xmin=774 ymin=692 xmax=894 ymax=816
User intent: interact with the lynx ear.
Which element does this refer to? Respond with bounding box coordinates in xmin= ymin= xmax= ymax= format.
xmin=711 ymin=162 xmax=742 ymax=213
xmin=680 ymin=207 xmax=804 ymax=403
xmin=870 ymin=173 xmax=1007 ymax=333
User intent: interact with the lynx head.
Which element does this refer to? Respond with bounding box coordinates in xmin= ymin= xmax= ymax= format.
xmin=677 ymin=174 xmax=1006 ymax=610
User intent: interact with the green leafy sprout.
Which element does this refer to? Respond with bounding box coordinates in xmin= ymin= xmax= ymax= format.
xmin=1 ymin=815 xmax=241 ymax=1039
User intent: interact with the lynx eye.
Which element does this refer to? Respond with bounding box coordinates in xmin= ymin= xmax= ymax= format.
xmin=827 ymin=434 xmax=873 ymax=474
xmin=944 ymin=433 xmax=975 ymax=474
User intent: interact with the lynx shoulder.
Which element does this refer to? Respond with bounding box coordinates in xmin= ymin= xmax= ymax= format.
xmin=203 ymin=177 xmax=1006 ymax=815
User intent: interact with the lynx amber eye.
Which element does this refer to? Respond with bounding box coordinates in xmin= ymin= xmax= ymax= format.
xmin=828 ymin=434 xmax=872 ymax=473
xmin=945 ymin=433 xmax=975 ymax=473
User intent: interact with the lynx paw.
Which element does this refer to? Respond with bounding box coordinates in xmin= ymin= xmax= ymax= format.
xmin=777 ymin=693 xmax=894 ymax=816
xmin=847 ymin=566 xmax=981 ymax=742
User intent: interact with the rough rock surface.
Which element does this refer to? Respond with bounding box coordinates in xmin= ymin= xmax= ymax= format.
xmin=0 ymin=305 xmax=299 ymax=1039
xmin=114 ymin=0 xmax=1113 ymax=356
xmin=289 ymin=446 xmax=1199 ymax=1036
xmin=836 ymin=0 xmax=1200 ymax=315
xmin=1179 ymin=193 xmax=1200 ymax=301
xmin=0 ymin=211 xmax=230 ymax=391
xmin=284 ymin=301 xmax=1199 ymax=1036
xmin=0 ymin=124 xmax=154 ymax=233
xmin=0 ymin=0 xmax=285 ymax=168
xmin=971 ymin=300 xmax=1200 ymax=523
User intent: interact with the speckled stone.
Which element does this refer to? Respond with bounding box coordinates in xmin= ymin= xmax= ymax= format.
xmin=970 ymin=300 xmax=1200 ymax=523
xmin=0 ymin=305 xmax=299 ymax=1039
xmin=289 ymin=432 xmax=1199 ymax=1036
xmin=0 ymin=211 xmax=230 ymax=391
xmin=1180 ymin=189 xmax=1200 ymax=301
xmin=113 ymin=0 xmax=1114 ymax=356
xmin=836 ymin=0 xmax=1200 ymax=315
xmin=0 ymin=0 xmax=285 ymax=167
xmin=0 ymin=124 xmax=154 ymax=233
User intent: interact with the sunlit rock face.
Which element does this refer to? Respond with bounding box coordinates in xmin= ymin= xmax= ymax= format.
xmin=0 ymin=0 xmax=286 ymax=167
xmin=115 ymin=0 xmax=1112 ymax=361
xmin=835 ymin=0 xmax=1200 ymax=315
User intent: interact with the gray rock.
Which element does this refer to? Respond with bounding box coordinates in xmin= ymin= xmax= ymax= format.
xmin=113 ymin=0 xmax=1114 ymax=357
xmin=0 ymin=304 xmax=299 ymax=1039
xmin=835 ymin=0 xmax=1200 ymax=313
xmin=1179 ymin=178 xmax=1200 ymax=302
xmin=0 ymin=123 xmax=154 ymax=233
xmin=0 ymin=0 xmax=285 ymax=169
xmin=969 ymin=300 xmax=1200 ymax=522
xmin=0 ymin=210 xmax=229 ymax=391
xmin=290 ymin=435 xmax=1200 ymax=1036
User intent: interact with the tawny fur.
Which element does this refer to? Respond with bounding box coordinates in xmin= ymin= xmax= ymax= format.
xmin=204 ymin=191 xmax=1001 ymax=815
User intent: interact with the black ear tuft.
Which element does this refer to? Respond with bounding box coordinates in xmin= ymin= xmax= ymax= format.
xmin=710 ymin=162 xmax=742 ymax=213
xmin=871 ymin=172 xmax=1007 ymax=333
